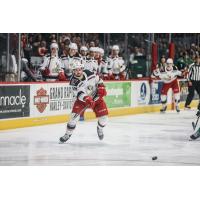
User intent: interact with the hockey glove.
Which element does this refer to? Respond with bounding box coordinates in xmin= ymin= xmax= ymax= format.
xmin=58 ymin=72 xmax=66 ymax=81
xmin=84 ymin=96 xmax=95 ymax=109
xmin=42 ymin=67 xmax=50 ymax=76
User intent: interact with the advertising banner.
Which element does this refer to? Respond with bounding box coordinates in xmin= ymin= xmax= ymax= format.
xmin=30 ymin=83 xmax=74 ymax=117
xmin=131 ymin=81 xmax=150 ymax=106
xmin=104 ymin=82 xmax=131 ymax=108
xmin=150 ymin=80 xmax=163 ymax=104
xmin=0 ymin=85 xmax=30 ymax=119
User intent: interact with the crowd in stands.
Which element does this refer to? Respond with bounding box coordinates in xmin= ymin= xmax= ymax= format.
xmin=0 ymin=33 xmax=200 ymax=82
xmin=16 ymin=33 xmax=128 ymax=81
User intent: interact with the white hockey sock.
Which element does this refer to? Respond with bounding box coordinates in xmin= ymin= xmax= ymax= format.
xmin=98 ymin=115 xmax=108 ymax=129
xmin=174 ymin=93 xmax=180 ymax=107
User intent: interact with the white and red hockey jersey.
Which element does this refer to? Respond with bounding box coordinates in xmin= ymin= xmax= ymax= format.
xmin=40 ymin=54 xmax=64 ymax=81
xmin=70 ymin=69 xmax=103 ymax=102
xmin=84 ymin=57 xmax=99 ymax=74
xmin=61 ymin=56 xmax=82 ymax=78
xmin=153 ymin=66 xmax=182 ymax=83
xmin=107 ymin=56 xmax=126 ymax=75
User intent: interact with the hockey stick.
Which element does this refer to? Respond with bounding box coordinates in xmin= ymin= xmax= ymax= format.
xmin=71 ymin=91 xmax=98 ymax=121
xmin=192 ymin=115 xmax=200 ymax=130
xmin=72 ymin=104 xmax=90 ymax=120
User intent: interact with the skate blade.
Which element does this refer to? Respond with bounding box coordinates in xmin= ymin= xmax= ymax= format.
xmin=189 ymin=139 xmax=200 ymax=141
xmin=59 ymin=141 xmax=67 ymax=144
xmin=192 ymin=122 xmax=196 ymax=130
xmin=98 ymin=135 xmax=104 ymax=140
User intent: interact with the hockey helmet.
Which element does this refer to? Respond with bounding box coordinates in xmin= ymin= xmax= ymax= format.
xmin=80 ymin=46 xmax=88 ymax=51
xmin=166 ymin=58 xmax=173 ymax=64
xmin=112 ymin=45 xmax=120 ymax=51
xmin=72 ymin=62 xmax=84 ymax=70
xmin=89 ymin=47 xmax=96 ymax=52
xmin=98 ymin=48 xmax=104 ymax=56
xmin=69 ymin=43 xmax=78 ymax=50
xmin=50 ymin=42 xmax=59 ymax=50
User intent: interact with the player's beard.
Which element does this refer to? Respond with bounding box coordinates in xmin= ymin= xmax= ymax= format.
xmin=74 ymin=73 xmax=83 ymax=80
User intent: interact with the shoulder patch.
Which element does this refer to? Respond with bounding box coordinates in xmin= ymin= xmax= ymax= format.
xmin=83 ymin=69 xmax=94 ymax=77
xmin=70 ymin=76 xmax=81 ymax=87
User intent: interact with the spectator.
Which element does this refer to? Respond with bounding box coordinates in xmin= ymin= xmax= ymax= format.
xmin=32 ymin=34 xmax=43 ymax=55
xmin=38 ymin=40 xmax=48 ymax=57
xmin=156 ymin=55 xmax=167 ymax=72
xmin=176 ymin=51 xmax=186 ymax=71
xmin=184 ymin=51 xmax=193 ymax=67
xmin=61 ymin=45 xmax=69 ymax=57
xmin=89 ymin=41 xmax=95 ymax=47
xmin=23 ymin=36 xmax=33 ymax=65
xmin=21 ymin=58 xmax=38 ymax=82
xmin=129 ymin=47 xmax=143 ymax=66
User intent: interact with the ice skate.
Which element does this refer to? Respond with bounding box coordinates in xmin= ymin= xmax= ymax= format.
xmin=184 ymin=106 xmax=191 ymax=110
xmin=160 ymin=105 xmax=167 ymax=113
xmin=97 ymin=126 xmax=104 ymax=140
xmin=176 ymin=105 xmax=180 ymax=113
xmin=59 ymin=133 xmax=72 ymax=143
xmin=190 ymin=128 xmax=200 ymax=140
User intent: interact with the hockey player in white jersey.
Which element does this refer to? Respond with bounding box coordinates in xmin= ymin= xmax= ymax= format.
xmin=80 ymin=46 xmax=88 ymax=59
xmin=61 ymin=42 xmax=80 ymax=80
xmin=84 ymin=47 xmax=99 ymax=74
xmin=79 ymin=46 xmax=88 ymax=66
xmin=107 ymin=45 xmax=126 ymax=80
xmin=153 ymin=58 xmax=183 ymax=113
xmin=59 ymin=62 xmax=108 ymax=143
xmin=96 ymin=48 xmax=109 ymax=80
xmin=40 ymin=43 xmax=66 ymax=81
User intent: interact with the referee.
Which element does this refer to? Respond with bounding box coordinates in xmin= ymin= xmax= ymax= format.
xmin=187 ymin=55 xmax=200 ymax=110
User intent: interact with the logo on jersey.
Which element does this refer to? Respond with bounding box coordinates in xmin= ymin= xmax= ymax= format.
xmin=34 ymin=88 xmax=49 ymax=113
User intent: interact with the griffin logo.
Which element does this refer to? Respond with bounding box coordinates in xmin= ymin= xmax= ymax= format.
xmin=34 ymin=88 xmax=49 ymax=113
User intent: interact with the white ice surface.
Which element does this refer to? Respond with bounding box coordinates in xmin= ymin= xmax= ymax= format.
xmin=0 ymin=110 xmax=199 ymax=166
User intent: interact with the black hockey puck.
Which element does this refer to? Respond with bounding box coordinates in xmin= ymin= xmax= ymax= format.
xmin=152 ymin=156 xmax=157 ymax=160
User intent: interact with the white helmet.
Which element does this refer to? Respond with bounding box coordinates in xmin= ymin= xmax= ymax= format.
xmin=69 ymin=43 xmax=78 ymax=50
xmin=112 ymin=45 xmax=120 ymax=51
xmin=166 ymin=58 xmax=173 ymax=64
xmin=50 ymin=42 xmax=59 ymax=50
xmin=89 ymin=47 xmax=96 ymax=52
xmin=95 ymin=47 xmax=100 ymax=52
xmin=166 ymin=58 xmax=173 ymax=71
xmin=80 ymin=46 xmax=88 ymax=51
xmin=72 ymin=62 xmax=84 ymax=70
xmin=98 ymin=48 xmax=104 ymax=56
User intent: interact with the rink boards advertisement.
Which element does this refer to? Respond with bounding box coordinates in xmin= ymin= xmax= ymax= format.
xmin=131 ymin=80 xmax=151 ymax=106
xmin=104 ymin=82 xmax=131 ymax=108
xmin=1 ymin=79 xmax=198 ymax=130
xmin=0 ymin=85 xmax=30 ymax=119
xmin=150 ymin=80 xmax=163 ymax=104
xmin=30 ymin=83 xmax=74 ymax=117
xmin=0 ymin=80 xmax=172 ymax=120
